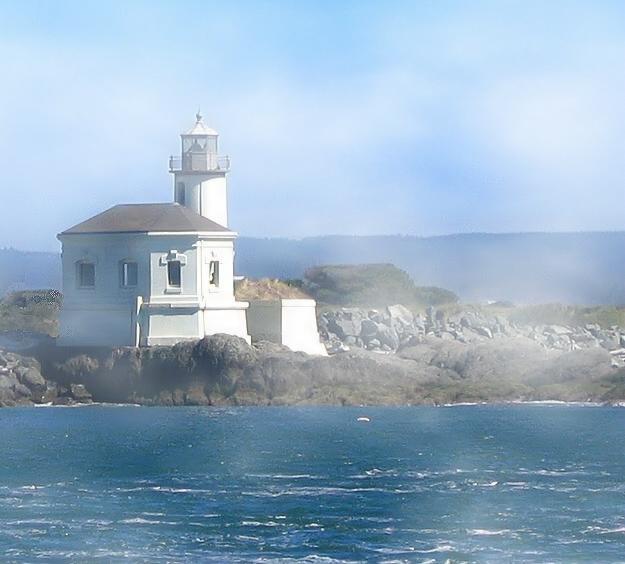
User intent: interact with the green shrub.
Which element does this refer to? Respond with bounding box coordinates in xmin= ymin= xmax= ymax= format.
xmin=304 ymin=264 xmax=458 ymax=308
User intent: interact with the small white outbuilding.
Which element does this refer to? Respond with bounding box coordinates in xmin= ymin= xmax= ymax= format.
xmin=57 ymin=113 xmax=326 ymax=355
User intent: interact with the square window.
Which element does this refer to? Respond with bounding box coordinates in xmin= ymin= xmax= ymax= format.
xmin=78 ymin=262 xmax=95 ymax=288
xmin=121 ymin=261 xmax=138 ymax=287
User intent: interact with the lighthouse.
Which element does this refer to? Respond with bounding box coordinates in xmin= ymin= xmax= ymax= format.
xmin=55 ymin=112 xmax=325 ymax=355
xmin=57 ymin=113 xmax=250 ymax=347
xmin=169 ymin=111 xmax=230 ymax=227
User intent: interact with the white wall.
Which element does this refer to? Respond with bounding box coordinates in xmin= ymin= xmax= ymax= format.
xmin=174 ymin=172 xmax=228 ymax=228
xmin=281 ymin=299 xmax=327 ymax=356
xmin=196 ymin=239 xmax=236 ymax=305
xmin=58 ymin=231 xmax=250 ymax=347
xmin=144 ymin=307 xmax=201 ymax=346
xmin=202 ymin=304 xmax=250 ymax=343
xmin=247 ymin=299 xmax=327 ymax=355
xmin=247 ymin=301 xmax=282 ymax=343
xmin=59 ymin=307 xmax=133 ymax=347
xmin=58 ymin=232 xmax=151 ymax=346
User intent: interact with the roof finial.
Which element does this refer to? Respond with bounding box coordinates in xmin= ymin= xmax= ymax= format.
xmin=196 ymin=108 xmax=202 ymax=123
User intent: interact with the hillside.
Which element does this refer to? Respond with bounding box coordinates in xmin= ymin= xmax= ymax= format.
xmin=4 ymin=231 xmax=625 ymax=304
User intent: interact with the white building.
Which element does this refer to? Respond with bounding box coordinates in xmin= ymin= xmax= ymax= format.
xmin=57 ymin=113 xmax=325 ymax=355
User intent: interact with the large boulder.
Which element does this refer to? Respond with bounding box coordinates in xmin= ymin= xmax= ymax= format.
xmin=387 ymin=304 xmax=414 ymax=327
xmin=327 ymin=309 xmax=365 ymax=338
xmin=376 ymin=324 xmax=400 ymax=350
xmin=15 ymin=366 xmax=46 ymax=396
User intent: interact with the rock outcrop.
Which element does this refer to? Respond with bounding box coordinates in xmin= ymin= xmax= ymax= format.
xmin=0 ymin=328 xmax=619 ymax=406
xmin=2 ymin=315 xmax=625 ymax=407
xmin=318 ymin=306 xmax=625 ymax=367
xmin=0 ymin=350 xmax=92 ymax=406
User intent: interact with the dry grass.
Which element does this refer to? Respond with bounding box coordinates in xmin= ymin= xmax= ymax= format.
xmin=234 ymin=278 xmax=311 ymax=301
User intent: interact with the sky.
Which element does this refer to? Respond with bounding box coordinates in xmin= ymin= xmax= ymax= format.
xmin=1 ymin=0 xmax=625 ymax=251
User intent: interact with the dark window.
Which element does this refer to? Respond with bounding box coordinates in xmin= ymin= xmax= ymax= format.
xmin=168 ymin=260 xmax=181 ymax=288
xmin=78 ymin=262 xmax=95 ymax=287
xmin=209 ymin=260 xmax=220 ymax=287
xmin=177 ymin=182 xmax=186 ymax=206
xmin=121 ymin=261 xmax=138 ymax=287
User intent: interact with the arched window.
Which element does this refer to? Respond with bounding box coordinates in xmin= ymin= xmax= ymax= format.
xmin=177 ymin=182 xmax=186 ymax=206
xmin=76 ymin=261 xmax=95 ymax=288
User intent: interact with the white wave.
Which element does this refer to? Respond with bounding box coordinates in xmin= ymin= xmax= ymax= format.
xmin=415 ymin=544 xmax=455 ymax=553
xmin=119 ymin=517 xmax=180 ymax=525
xmin=114 ymin=486 xmax=212 ymax=494
xmin=241 ymin=520 xmax=283 ymax=527
xmin=4 ymin=519 xmax=63 ymax=525
xmin=468 ymin=528 xmax=512 ymax=536
xmin=585 ymin=525 xmax=625 ymax=534
xmin=510 ymin=400 xmax=602 ymax=407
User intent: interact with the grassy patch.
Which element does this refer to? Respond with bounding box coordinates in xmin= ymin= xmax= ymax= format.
xmin=235 ymin=278 xmax=310 ymax=300
xmin=0 ymin=290 xmax=61 ymax=336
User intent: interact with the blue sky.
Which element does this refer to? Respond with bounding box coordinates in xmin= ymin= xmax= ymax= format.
xmin=1 ymin=0 xmax=625 ymax=250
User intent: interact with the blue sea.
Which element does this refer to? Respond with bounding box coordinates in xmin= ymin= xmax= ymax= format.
xmin=1 ymin=405 xmax=625 ymax=562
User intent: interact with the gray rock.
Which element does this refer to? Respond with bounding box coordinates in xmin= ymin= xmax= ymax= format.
xmin=69 ymin=384 xmax=92 ymax=402
xmin=439 ymin=331 xmax=456 ymax=341
xmin=328 ymin=309 xmax=364 ymax=338
xmin=376 ymin=324 xmax=400 ymax=350
xmin=360 ymin=319 xmax=379 ymax=338
xmin=326 ymin=340 xmax=350 ymax=354
xmin=474 ymin=326 xmax=493 ymax=339
xmin=387 ymin=304 xmax=413 ymax=326
xmin=16 ymin=367 xmax=46 ymax=395
xmin=545 ymin=325 xmax=573 ymax=336
xmin=12 ymin=382 xmax=31 ymax=398
xmin=600 ymin=336 xmax=621 ymax=351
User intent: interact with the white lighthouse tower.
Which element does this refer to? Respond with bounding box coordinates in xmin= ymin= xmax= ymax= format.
xmin=169 ymin=111 xmax=230 ymax=227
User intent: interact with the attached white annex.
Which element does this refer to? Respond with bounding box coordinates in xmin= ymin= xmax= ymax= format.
xmin=57 ymin=112 xmax=325 ymax=353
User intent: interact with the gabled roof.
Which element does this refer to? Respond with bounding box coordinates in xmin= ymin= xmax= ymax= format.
xmin=60 ymin=203 xmax=232 ymax=235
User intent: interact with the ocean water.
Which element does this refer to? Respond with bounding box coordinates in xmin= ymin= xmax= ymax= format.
xmin=1 ymin=405 xmax=625 ymax=562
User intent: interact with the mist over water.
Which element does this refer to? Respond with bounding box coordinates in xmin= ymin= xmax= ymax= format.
xmin=1 ymin=405 xmax=625 ymax=562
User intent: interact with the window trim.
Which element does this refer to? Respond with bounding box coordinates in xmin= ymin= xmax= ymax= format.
xmin=160 ymin=251 xmax=186 ymax=294
xmin=120 ymin=260 xmax=138 ymax=289
xmin=76 ymin=261 xmax=96 ymax=289
xmin=167 ymin=259 xmax=182 ymax=290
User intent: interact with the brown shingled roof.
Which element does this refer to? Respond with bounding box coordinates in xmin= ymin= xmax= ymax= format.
xmin=60 ymin=203 xmax=232 ymax=235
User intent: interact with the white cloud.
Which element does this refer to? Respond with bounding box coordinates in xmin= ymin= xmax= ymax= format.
xmin=2 ymin=1 xmax=625 ymax=248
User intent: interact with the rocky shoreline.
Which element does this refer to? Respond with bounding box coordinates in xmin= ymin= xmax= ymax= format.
xmin=320 ymin=305 xmax=625 ymax=365
xmin=0 ymin=350 xmax=92 ymax=407
xmin=1 ymin=321 xmax=625 ymax=406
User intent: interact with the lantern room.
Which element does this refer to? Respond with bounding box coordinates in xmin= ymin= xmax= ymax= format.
xmin=169 ymin=112 xmax=230 ymax=173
